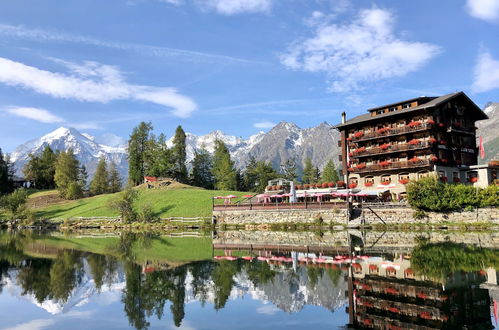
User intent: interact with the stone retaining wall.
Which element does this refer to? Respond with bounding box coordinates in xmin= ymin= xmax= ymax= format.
xmin=213 ymin=205 xmax=499 ymax=226
xmin=213 ymin=208 xmax=348 ymax=225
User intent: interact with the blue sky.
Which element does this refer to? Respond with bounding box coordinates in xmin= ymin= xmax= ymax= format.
xmin=1 ymin=0 xmax=499 ymax=151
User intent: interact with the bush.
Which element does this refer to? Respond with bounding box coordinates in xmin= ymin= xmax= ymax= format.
xmin=137 ymin=203 xmax=159 ymax=223
xmin=0 ymin=189 xmax=29 ymax=219
xmin=108 ymin=187 xmax=139 ymax=223
xmin=65 ymin=182 xmax=84 ymax=200
xmin=407 ymin=176 xmax=494 ymax=212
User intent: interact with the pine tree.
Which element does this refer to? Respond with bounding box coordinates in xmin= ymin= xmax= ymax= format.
xmin=212 ymin=140 xmax=237 ymax=191
xmin=128 ymin=122 xmax=153 ymax=186
xmin=302 ymin=158 xmax=319 ymax=184
xmin=321 ymin=160 xmax=339 ymax=183
xmin=89 ymin=157 xmax=109 ymax=196
xmin=0 ymin=148 xmax=13 ymax=195
xmin=79 ymin=165 xmax=88 ymax=193
xmin=242 ymin=156 xmax=258 ymax=191
xmin=23 ymin=154 xmax=41 ymax=188
xmin=108 ymin=162 xmax=122 ymax=193
xmin=146 ymin=133 xmax=173 ymax=178
xmin=281 ymin=158 xmax=298 ymax=182
xmin=23 ymin=146 xmax=58 ymax=189
xmin=253 ymin=161 xmax=278 ymax=192
xmin=172 ymin=125 xmax=188 ymax=183
xmin=190 ymin=146 xmax=213 ymax=189
xmin=54 ymin=149 xmax=82 ymax=199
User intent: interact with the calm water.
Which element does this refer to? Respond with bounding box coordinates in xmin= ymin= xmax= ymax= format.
xmin=0 ymin=230 xmax=497 ymax=329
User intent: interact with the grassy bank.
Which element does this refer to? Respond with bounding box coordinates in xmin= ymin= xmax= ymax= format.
xmin=28 ymin=188 xmax=247 ymax=220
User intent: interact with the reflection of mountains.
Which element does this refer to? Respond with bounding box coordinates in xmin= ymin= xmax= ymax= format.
xmin=2 ymin=258 xmax=346 ymax=316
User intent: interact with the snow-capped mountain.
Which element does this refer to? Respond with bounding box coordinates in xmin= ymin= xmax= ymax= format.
xmin=9 ymin=127 xmax=128 ymax=179
xmin=477 ymin=102 xmax=499 ymax=163
xmin=10 ymin=122 xmax=341 ymax=181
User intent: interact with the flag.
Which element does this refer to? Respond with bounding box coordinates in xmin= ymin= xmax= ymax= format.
xmin=479 ymin=136 xmax=485 ymax=160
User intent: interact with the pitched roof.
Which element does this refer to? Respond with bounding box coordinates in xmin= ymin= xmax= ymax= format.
xmin=335 ymin=92 xmax=488 ymax=129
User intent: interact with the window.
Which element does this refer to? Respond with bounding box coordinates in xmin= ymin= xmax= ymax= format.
xmin=417 ymin=171 xmax=429 ymax=179
xmin=350 ymin=177 xmax=358 ymax=184
xmin=389 ymin=106 xmax=397 ymax=112
xmin=376 ymin=110 xmax=384 ymax=115
xmin=402 ymin=103 xmax=411 ymax=109
xmin=381 ymin=175 xmax=391 ymax=184
xmin=438 ymin=170 xmax=446 ymax=178
xmin=399 ymin=173 xmax=410 ymax=180
xmin=364 ymin=176 xmax=374 ymax=184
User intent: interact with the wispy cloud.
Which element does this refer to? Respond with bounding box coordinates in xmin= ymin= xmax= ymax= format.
xmin=256 ymin=304 xmax=280 ymax=315
xmin=253 ymin=121 xmax=276 ymax=128
xmin=280 ymin=8 xmax=441 ymax=92
xmin=4 ymin=319 xmax=56 ymax=330
xmin=0 ymin=24 xmax=260 ymax=65
xmin=466 ymin=0 xmax=499 ymax=23
xmin=0 ymin=57 xmax=197 ymax=118
xmin=5 ymin=106 xmax=64 ymax=123
xmin=202 ymin=0 xmax=273 ymax=15
xmin=472 ymin=49 xmax=499 ymax=93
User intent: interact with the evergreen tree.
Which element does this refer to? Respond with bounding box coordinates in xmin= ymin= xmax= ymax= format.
xmin=253 ymin=161 xmax=278 ymax=192
xmin=89 ymin=157 xmax=109 ymax=196
xmin=146 ymin=133 xmax=174 ymax=178
xmin=212 ymin=140 xmax=237 ymax=191
xmin=54 ymin=149 xmax=83 ymax=199
xmin=302 ymin=158 xmax=319 ymax=184
xmin=242 ymin=156 xmax=258 ymax=191
xmin=0 ymin=148 xmax=13 ymax=195
xmin=281 ymin=158 xmax=298 ymax=182
xmin=128 ymin=122 xmax=153 ymax=186
xmin=78 ymin=165 xmax=88 ymax=192
xmin=23 ymin=146 xmax=58 ymax=189
xmin=108 ymin=162 xmax=122 ymax=193
xmin=321 ymin=160 xmax=339 ymax=183
xmin=190 ymin=146 xmax=213 ymax=189
xmin=172 ymin=125 xmax=188 ymax=183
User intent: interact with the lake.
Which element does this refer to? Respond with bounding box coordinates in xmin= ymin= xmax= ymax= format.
xmin=0 ymin=230 xmax=497 ymax=329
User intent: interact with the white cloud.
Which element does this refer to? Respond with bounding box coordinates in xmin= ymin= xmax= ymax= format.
xmin=0 ymin=57 xmax=197 ymax=118
xmin=5 ymin=106 xmax=64 ymax=123
xmin=466 ymin=0 xmax=499 ymax=22
xmin=0 ymin=24 xmax=258 ymax=64
xmin=472 ymin=49 xmax=499 ymax=93
xmin=280 ymin=8 xmax=441 ymax=92
xmin=253 ymin=121 xmax=276 ymax=129
xmin=203 ymin=0 xmax=272 ymax=15
xmin=4 ymin=319 xmax=56 ymax=330
xmin=256 ymin=304 xmax=280 ymax=315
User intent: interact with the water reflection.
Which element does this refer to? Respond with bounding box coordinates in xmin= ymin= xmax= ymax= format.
xmin=0 ymin=230 xmax=497 ymax=329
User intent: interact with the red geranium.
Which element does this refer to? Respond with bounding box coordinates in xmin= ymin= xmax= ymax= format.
xmin=430 ymin=155 xmax=438 ymax=162
xmin=380 ymin=143 xmax=390 ymax=150
xmin=381 ymin=181 xmax=391 ymax=185
xmin=399 ymin=178 xmax=410 ymax=184
xmin=357 ymin=163 xmax=366 ymax=169
xmin=336 ymin=181 xmax=345 ymax=187
xmin=328 ymin=182 xmax=334 ymax=187
xmin=322 ymin=182 xmax=328 ymax=188
xmin=380 ymin=160 xmax=391 ymax=166
xmin=354 ymin=131 xmax=364 ymax=138
xmin=364 ymin=182 xmax=374 ymax=187
xmin=408 ymin=121 xmax=421 ymax=127
xmin=469 ymin=177 xmax=478 ymax=183
xmin=440 ymin=176 xmax=448 ymax=183
xmin=453 ymin=177 xmax=461 ymax=183
xmin=428 ymin=137 xmax=437 ymax=144
xmin=348 ymin=183 xmax=358 ymax=189
xmin=427 ymin=119 xmax=435 ymax=125
xmin=409 ymin=157 xmax=420 ymax=163
xmin=409 ymin=139 xmax=420 ymax=145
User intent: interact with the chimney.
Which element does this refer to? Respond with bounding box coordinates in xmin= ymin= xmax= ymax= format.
xmin=341 ymin=112 xmax=346 ymax=124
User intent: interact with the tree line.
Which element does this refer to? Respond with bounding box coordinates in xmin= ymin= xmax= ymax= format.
xmin=127 ymin=121 xmax=340 ymax=192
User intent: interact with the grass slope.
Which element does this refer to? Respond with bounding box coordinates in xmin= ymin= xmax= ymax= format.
xmin=34 ymin=188 xmax=248 ymax=219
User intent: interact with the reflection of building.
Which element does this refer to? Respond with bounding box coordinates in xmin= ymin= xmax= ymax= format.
xmin=348 ymin=258 xmax=493 ymax=329
xmin=335 ymin=92 xmax=492 ymax=198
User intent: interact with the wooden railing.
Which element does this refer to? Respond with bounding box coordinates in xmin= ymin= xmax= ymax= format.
xmin=350 ymin=159 xmax=432 ymax=174
xmin=213 ymin=201 xmax=347 ymax=211
xmin=351 ymin=141 xmax=432 ymax=158
xmin=350 ymin=123 xmax=433 ymax=142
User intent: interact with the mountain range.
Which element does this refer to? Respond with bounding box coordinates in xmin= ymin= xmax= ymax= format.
xmin=9 ymin=102 xmax=499 ymax=181
xmin=9 ymin=122 xmax=341 ymax=180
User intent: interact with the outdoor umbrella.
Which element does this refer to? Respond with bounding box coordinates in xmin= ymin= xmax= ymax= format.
xmin=224 ymin=195 xmax=238 ymax=204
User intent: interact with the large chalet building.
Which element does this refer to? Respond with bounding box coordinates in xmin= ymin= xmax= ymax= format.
xmin=335 ymin=92 xmax=495 ymax=198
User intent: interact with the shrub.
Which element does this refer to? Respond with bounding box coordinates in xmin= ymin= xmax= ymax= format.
xmin=138 ymin=203 xmax=159 ymax=223
xmin=108 ymin=187 xmax=139 ymax=223
xmin=65 ymin=182 xmax=84 ymax=200
xmin=413 ymin=209 xmax=427 ymax=219
xmin=0 ymin=189 xmax=29 ymax=219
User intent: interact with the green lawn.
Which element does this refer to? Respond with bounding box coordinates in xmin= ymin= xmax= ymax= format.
xmin=34 ymin=188 xmax=248 ymax=219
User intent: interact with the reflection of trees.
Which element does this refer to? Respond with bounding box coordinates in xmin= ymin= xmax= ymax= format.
xmin=326 ymin=268 xmax=342 ymax=286
xmin=122 ymin=262 xmax=188 ymax=329
xmin=411 ymin=241 xmax=499 ymax=281
xmin=211 ymin=260 xmax=240 ymax=310
xmin=307 ymin=267 xmax=322 ymax=288
xmin=188 ymin=261 xmax=214 ymax=307
xmin=245 ymin=260 xmax=276 ymax=287
xmin=17 ymin=259 xmax=52 ymax=303
xmin=49 ymin=250 xmax=84 ymax=302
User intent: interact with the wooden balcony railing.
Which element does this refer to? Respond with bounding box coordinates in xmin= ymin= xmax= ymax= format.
xmin=213 ymin=201 xmax=347 ymax=211
xmin=350 ymin=123 xmax=433 ymax=142
xmin=351 ymin=141 xmax=432 ymax=158
xmin=350 ymin=159 xmax=432 ymax=173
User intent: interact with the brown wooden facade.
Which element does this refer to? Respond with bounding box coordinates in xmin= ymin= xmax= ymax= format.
xmin=335 ymin=92 xmax=489 ymax=195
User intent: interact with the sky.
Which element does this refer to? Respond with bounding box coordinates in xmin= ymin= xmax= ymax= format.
xmin=1 ymin=0 xmax=499 ymax=151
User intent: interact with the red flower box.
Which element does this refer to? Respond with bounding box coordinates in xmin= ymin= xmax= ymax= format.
xmin=348 ymin=183 xmax=358 ymax=189
xmin=428 ymin=137 xmax=437 ymax=144
xmin=348 ymin=152 xmax=353 ymax=157
xmin=408 ymin=121 xmax=421 ymax=127
xmin=388 ymin=307 xmax=400 ymax=313
xmin=320 ymin=182 xmax=327 ymax=188
xmin=385 ymin=288 xmax=399 ymax=295
xmin=304 ymin=184 xmax=310 ymax=189
xmin=453 ymin=177 xmax=461 ymax=183
xmin=347 ymin=167 xmax=355 ymax=172
xmin=376 ymin=127 xmax=390 ymax=134
xmin=380 ymin=160 xmax=391 ymax=166
xmin=355 ymin=147 xmax=366 ymax=153
xmin=380 ymin=143 xmax=390 ymax=150
xmin=364 ymin=182 xmax=374 ymax=187
xmin=430 ymin=155 xmax=438 ymax=162
xmin=369 ymin=265 xmax=378 ymax=270
xmin=353 ymin=131 xmax=364 ymax=138
xmin=427 ymin=119 xmax=435 ymax=125
xmin=469 ymin=177 xmax=478 ymax=183
xmin=357 ymin=163 xmax=366 ymax=169
xmin=409 ymin=139 xmax=420 ymax=145
xmin=381 ymin=181 xmax=391 ymax=185
xmin=336 ymin=181 xmax=345 ymax=187
xmin=440 ymin=176 xmax=448 ymax=183
xmin=399 ymin=178 xmax=410 ymax=184
xmin=328 ymin=182 xmax=334 ymax=187
xmin=409 ymin=157 xmax=420 ymax=163
xmin=347 ymin=137 xmax=352 ymax=141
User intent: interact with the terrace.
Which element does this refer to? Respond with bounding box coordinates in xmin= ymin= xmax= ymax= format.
xmin=348 ymin=159 xmax=433 ymax=174
xmin=350 ymin=140 xmax=433 ymax=158
xmin=349 ymin=122 xmax=434 ymax=142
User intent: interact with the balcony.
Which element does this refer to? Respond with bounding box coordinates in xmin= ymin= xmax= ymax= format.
xmin=349 ymin=159 xmax=432 ymax=174
xmin=351 ymin=141 xmax=433 ymax=158
xmin=349 ymin=122 xmax=433 ymax=142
